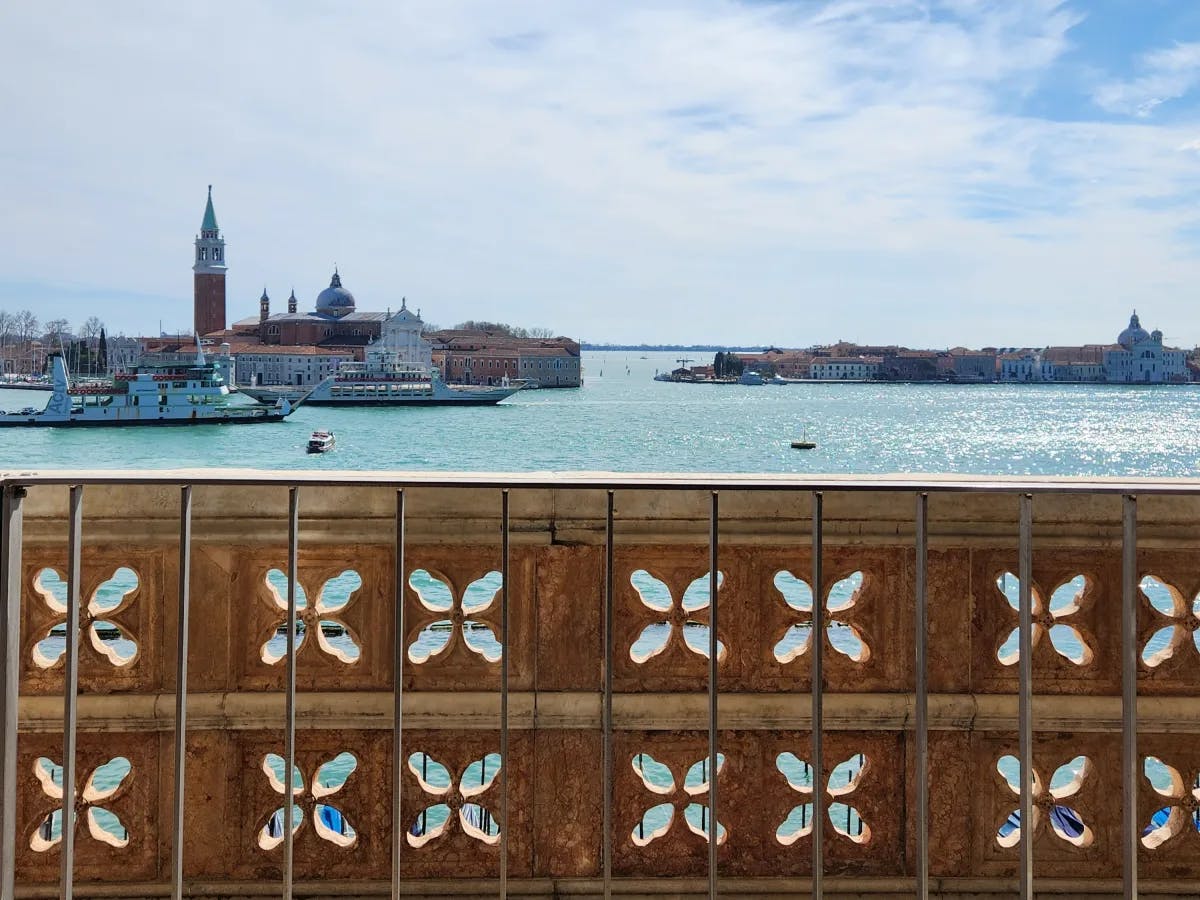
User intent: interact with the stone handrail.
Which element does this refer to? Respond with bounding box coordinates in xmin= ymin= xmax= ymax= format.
xmin=2 ymin=473 xmax=1199 ymax=898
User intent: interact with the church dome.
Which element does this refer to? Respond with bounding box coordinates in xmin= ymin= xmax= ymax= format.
xmin=316 ymin=270 xmax=356 ymax=316
xmin=1118 ymin=312 xmax=1149 ymax=349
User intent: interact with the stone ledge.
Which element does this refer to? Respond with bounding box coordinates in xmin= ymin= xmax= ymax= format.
xmin=17 ymin=691 xmax=1200 ymax=733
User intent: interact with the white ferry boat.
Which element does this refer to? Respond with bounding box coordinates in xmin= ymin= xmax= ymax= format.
xmin=240 ymin=350 xmax=523 ymax=407
xmin=0 ymin=351 xmax=307 ymax=427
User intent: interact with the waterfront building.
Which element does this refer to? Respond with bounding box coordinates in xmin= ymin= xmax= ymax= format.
xmin=1042 ymin=346 xmax=1107 ymax=383
xmin=878 ymin=350 xmax=939 ymax=381
xmin=939 ymin=349 xmax=998 ymax=382
xmin=193 ymin=186 xmax=227 ymax=337
xmin=431 ymin=330 xmax=582 ymax=387
xmin=770 ymin=351 xmax=813 ymax=379
xmin=229 ymin=344 xmax=353 ymax=388
xmin=810 ymin=356 xmax=879 ymax=380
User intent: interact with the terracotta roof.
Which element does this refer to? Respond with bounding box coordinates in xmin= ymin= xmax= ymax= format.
xmin=225 ymin=342 xmax=353 ymax=357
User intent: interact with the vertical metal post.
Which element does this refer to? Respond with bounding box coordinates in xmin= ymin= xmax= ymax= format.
xmin=1018 ymin=494 xmax=1034 ymax=900
xmin=914 ymin=493 xmax=929 ymax=900
xmin=811 ymin=491 xmax=824 ymax=897
xmin=0 ymin=485 xmax=25 ymax=900
xmin=392 ymin=489 xmax=405 ymax=900
xmin=500 ymin=490 xmax=510 ymax=899
xmin=60 ymin=486 xmax=83 ymax=900
xmin=708 ymin=491 xmax=719 ymax=899
xmin=602 ymin=490 xmax=615 ymax=900
xmin=171 ymin=485 xmax=192 ymax=900
xmin=283 ymin=487 xmax=299 ymax=900
xmin=1122 ymin=495 xmax=1138 ymax=899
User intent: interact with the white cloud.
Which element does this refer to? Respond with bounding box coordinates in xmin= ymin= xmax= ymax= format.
xmin=1094 ymin=40 xmax=1200 ymax=117
xmin=1 ymin=1 xmax=1200 ymax=346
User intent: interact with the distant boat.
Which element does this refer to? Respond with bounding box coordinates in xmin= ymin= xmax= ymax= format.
xmin=306 ymin=429 xmax=335 ymax=453
xmin=738 ymin=370 xmax=765 ymax=385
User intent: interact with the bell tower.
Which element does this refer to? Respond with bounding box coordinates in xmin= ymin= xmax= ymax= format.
xmin=193 ymin=185 xmax=227 ymax=336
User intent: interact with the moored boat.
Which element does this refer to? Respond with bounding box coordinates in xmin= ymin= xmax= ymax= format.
xmin=240 ymin=349 xmax=523 ymax=407
xmin=0 ymin=349 xmax=309 ymax=427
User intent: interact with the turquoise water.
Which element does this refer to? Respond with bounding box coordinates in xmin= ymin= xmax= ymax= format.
xmin=4 ymin=351 xmax=1200 ymax=475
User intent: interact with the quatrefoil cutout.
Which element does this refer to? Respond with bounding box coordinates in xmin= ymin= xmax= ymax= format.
xmin=257 ymin=751 xmax=357 ymax=850
xmin=631 ymin=752 xmax=728 ymax=846
xmin=407 ymin=569 xmax=503 ymax=664
xmin=406 ymin=752 xmax=502 ymax=847
xmin=260 ymin=569 xmax=362 ymax=665
xmin=775 ymin=751 xmax=872 ymax=844
xmin=32 ymin=567 xmax=139 ymax=669
xmin=995 ymin=573 xmax=1092 ymax=666
xmin=629 ymin=570 xmax=727 ymax=664
xmin=30 ymin=756 xmax=130 ymax=851
xmin=995 ymin=754 xmax=1093 ymax=848
xmin=772 ymin=570 xmax=869 ymax=663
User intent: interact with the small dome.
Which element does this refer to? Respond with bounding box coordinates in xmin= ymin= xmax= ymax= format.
xmin=316 ymin=270 xmax=356 ymax=316
xmin=1118 ymin=312 xmax=1149 ymax=349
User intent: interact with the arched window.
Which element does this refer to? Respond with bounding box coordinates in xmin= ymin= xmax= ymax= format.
xmin=200 ymin=248 xmax=207 ymax=261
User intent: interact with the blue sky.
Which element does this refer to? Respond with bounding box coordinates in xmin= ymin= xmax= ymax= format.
xmin=2 ymin=1 xmax=1200 ymax=347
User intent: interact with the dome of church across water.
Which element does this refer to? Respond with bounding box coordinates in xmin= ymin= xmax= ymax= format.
xmin=316 ymin=270 xmax=356 ymax=316
xmin=1118 ymin=312 xmax=1150 ymax=349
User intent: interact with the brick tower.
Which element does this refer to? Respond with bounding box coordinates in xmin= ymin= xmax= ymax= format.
xmin=193 ymin=185 xmax=227 ymax=336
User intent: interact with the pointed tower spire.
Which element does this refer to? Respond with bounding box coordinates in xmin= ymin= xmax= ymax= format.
xmin=194 ymin=185 xmax=227 ymax=336
xmin=201 ymin=185 xmax=218 ymax=233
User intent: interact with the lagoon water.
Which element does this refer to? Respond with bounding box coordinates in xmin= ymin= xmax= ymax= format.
xmin=3 ymin=350 xmax=1200 ymax=476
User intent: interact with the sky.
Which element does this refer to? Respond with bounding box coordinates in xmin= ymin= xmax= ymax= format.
xmin=2 ymin=1 xmax=1200 ymax=348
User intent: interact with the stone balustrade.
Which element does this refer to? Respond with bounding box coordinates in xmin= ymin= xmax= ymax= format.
xmin=3 ymin=474 xmax=1200 ymax=898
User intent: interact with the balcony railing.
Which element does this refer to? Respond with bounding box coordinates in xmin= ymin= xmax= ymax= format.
xmin=1 ymin=472 xmax=1199 ymax=898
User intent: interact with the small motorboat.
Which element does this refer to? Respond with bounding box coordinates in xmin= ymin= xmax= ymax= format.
xmin=306 ymin=429 xmax=335 ymax=453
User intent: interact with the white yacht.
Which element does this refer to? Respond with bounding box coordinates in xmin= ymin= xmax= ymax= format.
xmin=306 ymin=429 xmax=336 ymax=453
xmin=0 ymin=349 xmax=306 ymax=427
xmin=240 ymin=349 xmax=523 ymax=407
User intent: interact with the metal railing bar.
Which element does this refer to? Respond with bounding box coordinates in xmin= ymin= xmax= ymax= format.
xmin=8 ymin=471 xmax=1200 ymax=496
xmin=602 ymin=490 xmax=614 ymax=900
xmin=1122 ymin=495 xmax=1138 ymax=899
xmin=60 ymin=486 xmax=82 ymax=900
xmin=0 ymin=486 xmax=24 ymax=900
xmin=500 ymin=489 xmax=510 ymax=900
xmin=391 ymin=489 xmax=405 ymax=900
xmin=283 ymin=487 xmax=299 ymax=900
xmin=171 ymin=486 xmax=193 ymax=900
xmin=708 ymin=491 xmax=719 ymax=899
xmin=1018 ymin=493 xmax=1033 ymax=900
xmin=811 ymin=491 xmax=824 ymax=898
xmin=914 ymin=492 xmax=929 ymax=900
